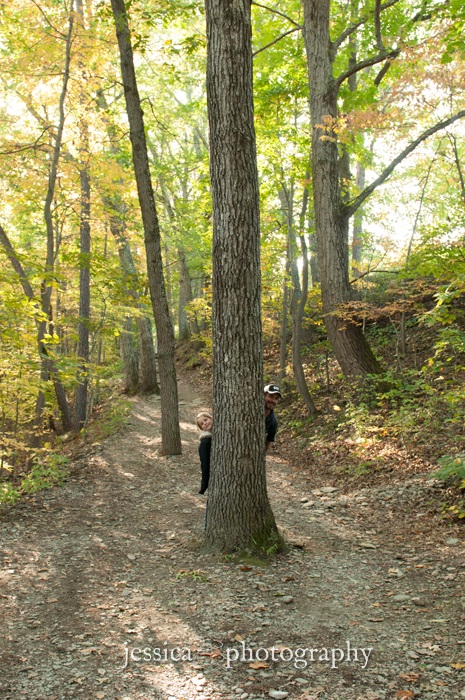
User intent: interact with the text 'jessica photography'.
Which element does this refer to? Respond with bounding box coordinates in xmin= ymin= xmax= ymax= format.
xmin=120 ymin=640 xmax=373 ymax=670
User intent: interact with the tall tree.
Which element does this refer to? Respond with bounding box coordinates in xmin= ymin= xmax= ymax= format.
xmin=74 ymin=0 xmax=91 ymax=431
xmin=204 ymin=0 xmax=280 ymax=552
xmin=34 ymin=4 xmax=75 ymax=434
xmin=301 ymin=0 xmax=465 ymax=376
xmin=110 ymin=0 xmax=181 ymax=454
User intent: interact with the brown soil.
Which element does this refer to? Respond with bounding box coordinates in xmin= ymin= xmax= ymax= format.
xmin=1 ymin=379 xmax=464 ymax=700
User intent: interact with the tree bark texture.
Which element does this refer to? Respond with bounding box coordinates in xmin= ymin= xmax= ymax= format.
xmin=111 ymin=0 xmax=181 ymax=453
xmin=301 ymin=0 xmax=382 ymax=376
xmin=204 ymin=0 xmax=279 ymax=552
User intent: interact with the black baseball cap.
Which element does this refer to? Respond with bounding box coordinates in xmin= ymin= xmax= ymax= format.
xmin=264 ymin=384 xmax=282 ymax=398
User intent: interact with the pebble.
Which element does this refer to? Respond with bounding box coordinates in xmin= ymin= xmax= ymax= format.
xmin=281 ymin=596 xmax=294 ymax=604
xmin=269 ymin=692 xmax=289 ymax=700
xmin=446 ymin=538 xmax=459 ymax=545
xmin=392 ymin=594 xmax=410 ymax=602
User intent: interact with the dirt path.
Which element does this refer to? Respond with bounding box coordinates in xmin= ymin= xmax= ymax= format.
xmin=1 ymin=382 xmax=464 ymax=700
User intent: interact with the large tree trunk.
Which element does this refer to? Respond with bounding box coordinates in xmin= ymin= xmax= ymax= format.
xmin=204 ymin=0 xmax=280 ymax=553
xmin=111 ymin=0 xmax=181 ymax=454
xmin=301 ymin=0 xmax=382 ymax=377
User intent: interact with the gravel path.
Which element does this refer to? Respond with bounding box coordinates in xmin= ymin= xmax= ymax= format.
xmin=1 ymin=384 xmax=464 ymax=700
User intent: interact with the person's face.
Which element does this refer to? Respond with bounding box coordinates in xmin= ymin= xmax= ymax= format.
xmin=199 ymin=416 xmax=212 ymax=431
xmin=265 ymin=392 xmax=279 ymax=411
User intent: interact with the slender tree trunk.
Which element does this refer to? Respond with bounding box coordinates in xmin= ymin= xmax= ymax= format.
xmin=204 ymin=0 xmax=280 ymax=552
xmin=177 ymin=247 xmax=191 ymax=341
xmin=115 ymin=235 xmax=159 ymax=393
xmin=290 ymin=181 xmax=318 ymax=415
xmin=164 ymin=241 xmax=173 ymax=324
xmin=301 ymin=0 xmax=382 ymax=376
xmin=352 ymin=162 xmax=365 ymax=276
xmin=278 ymin=268 xmax=289 ymax=385
xmin=33 ymin=7 xmax=75 ymax=437
xmin=75 ymin=161 xmax=91 ymax=430
xmin=292 ymin=232 xmax=318 ymax=415
xmin=96 ymin=87 xmax=159 ymax=395
xmin=309 ymin=228 xmax=320 ymax=285
xmin=111 ymin=0 xmax=181 ymax=454
xmin=120 ymin=316 xmax=139 ymax=394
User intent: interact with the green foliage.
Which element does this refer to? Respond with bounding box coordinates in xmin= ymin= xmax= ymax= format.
xmin=175 ymin=569 xmax=206 ymax=581
xmin=433 ymin=454 xmax=465 ymax=489
xmin=21 ymin=453 xmax=69 ymax=493
xmin=99 ymin=398 xmax=132 ymax=438
xmin=0 ymin=452 xmax=69 ymax=505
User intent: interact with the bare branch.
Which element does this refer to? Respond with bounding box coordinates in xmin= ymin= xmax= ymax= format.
xmin=342 ymin=109 xmax=465 ymax=220
xmin=373 ymin=54 xmax=398 ymax=86
xmin=0 ymin=127 xmax=54 ymax=155
xmin=251 ymin=1 xmax=302 ymax=28
xmin=350 ymin=269 xmax=400 ymax=283
xmin=28 ymin=0 xmax=68 ymax=39
xmin=333 ymin=48 xmax=399 ymax=93
xmin=194 ymin=125 xmax=209 ymax=152
xmin=374 ymin=0 xmax=385 ymax=51
xmin=447 ymin=132 xmax=465 ymax=204
xmin=253 ymin=27 xmax=300 ymax=58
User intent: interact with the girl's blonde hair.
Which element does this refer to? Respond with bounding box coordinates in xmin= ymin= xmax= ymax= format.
xmin=196 ymin=410 xmax=213 ymax=430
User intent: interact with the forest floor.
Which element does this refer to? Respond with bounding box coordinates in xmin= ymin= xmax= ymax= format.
xmin=1 ymin=377 xmax=465 ymax=700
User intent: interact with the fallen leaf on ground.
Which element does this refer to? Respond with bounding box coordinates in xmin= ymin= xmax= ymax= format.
xmin=398 ymin=672 xmax=422 ymax=683
xmin=394 ymin=692 xmax=414 ymax=699
xmin=249 ymin=660 xmax=268 ymax=669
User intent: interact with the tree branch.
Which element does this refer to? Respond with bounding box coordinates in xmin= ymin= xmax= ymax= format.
xmin=342 ymin=109 xmax=465 ymax=220
xmin=373 ymin=54 xmax=398 ymax=86
xmin=0 ymin=223 xmax=35 ymax=301
xmin=0 ymin=127 xmax=54 ymax=155
xmin=447 ymin=132 xmax=465 ymax=204
xmin=253 ymin=26 xmax=301 ymax=58
xmin=374 ymin=0 xmax=385 ymax=51
xmin=350 ymin=269 xmax=400 ymax=283
xmin=251 ymin=1 xmax=302 ymax=28
xmin=334 ymin=48 xmax=399 ymax=92
xmin=334 ymin=0 xmax=401 ymax=50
